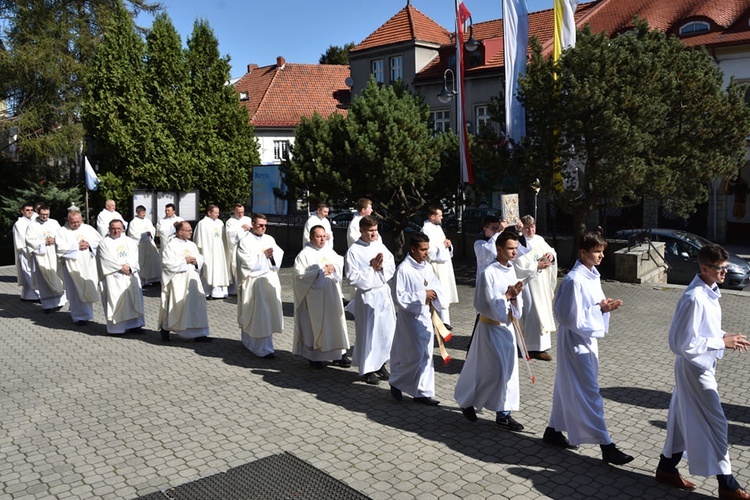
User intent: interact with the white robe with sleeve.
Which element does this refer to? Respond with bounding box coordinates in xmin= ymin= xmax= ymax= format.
xmin=454 ymin=260 xmax=523 ymax=412
xmin=96 ymin=209 xmax=127 ymax=237
xmin=97 ymin=234 xmax=145 ymax=334
xmin=236 ymin=232 xmax=284 ymax=356
xmin=302 ymin=214 xmax=333 ymax=249
xmin=390 ymin=255 xmax=445 ymax=398
xmin=662 ymin=274 xmax=732 ymax=476
xmin=193 ymin=216 xmax=230 ymax=298
xmin=56 ymin=223 xmax=101 ymax=322
xmin=473 ymin=233 xmax=500 ymax=285
xmin=25 ymin=218 xmax=66 ymax=310
xmin=513 ymin=234 xmax=557 ymax=351
xmin=225 ymin=215 xmax=252 ymax=291
xmin=548 ymin=260 xmax=612 ymax=445
xmin=13 ymin=215 xmax=38 ymax=300
xmin=127 ymin=216 xmax=160 ymax=285
xmin=345 ymin=239 xmax=396 ymax=375
xmin=422 ymin=221 xmax=458 ymax=305
xmin=347 ymin=214 xmax=363 ymax=248
xmin=158 ymin=238 xmax=209 ymax=338
xmin=156 ymin=215 xmax=184 ymax=249
xmin=292 ymin=244 xmax=349 ymax=362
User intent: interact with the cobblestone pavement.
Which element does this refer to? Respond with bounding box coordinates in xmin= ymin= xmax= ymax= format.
xmin=2 ymin=263 xmax=750 ymax=500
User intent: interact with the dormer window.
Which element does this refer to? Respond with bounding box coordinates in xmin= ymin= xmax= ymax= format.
xmin=239 ymin=91 xmax=249 ymax=101
xmin=678 ymin=21 xmax=710 ymax=36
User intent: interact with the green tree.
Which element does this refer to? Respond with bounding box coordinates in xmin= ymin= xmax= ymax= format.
xmin=186 ymin=20 xmax=259 ymax=211
xmin=319 ymin=43 xmax=355 ymax=65
xmin=518 ymin=21 xmax=750 ymax=234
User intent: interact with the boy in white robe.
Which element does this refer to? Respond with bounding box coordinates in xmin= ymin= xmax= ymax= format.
xmin=422 ymin=205 xmax=458 ymax=327
xmin=656 ymin=244 xmax=750 ymax=498
xmin=345 ymin=216 xmax=396 ymax=385
xmin=543 ymin=231 xmax=633 ymax=465
xmin=225 ymin=204 xmax=252 ymax=295
xmin=158 ymin=221 xmax=211 ymax=342
xmin=56 ymin=209 xmax=101 ymax=325
xmin=25 ymin=205 xmax=66 ymax=312
xmin=236 ymin=213 xmax=284 ymax=358
xmin=13 ymin=203 xmax=38 ymax=301
xmin=455 ymin=231 xmax=525 ymax=430
xmin=513 ymin=215 xmax=557 ymax=361
xmin=389 ymin=232 xmax=444 ymax=406
xmin=293 ymin=225 xmax=349 ymax=367
xmin=346 ymin=198 xmax=373 ymax=248
xmin=127 ymin=205 xmax=160 ymax=286
xmin=302 ymin=203 xmax=333 ymax=249
xmin=97 ymin=220 xmax=145 ymax=334
xmin=194 ymin=205 xmax=230 ymax=299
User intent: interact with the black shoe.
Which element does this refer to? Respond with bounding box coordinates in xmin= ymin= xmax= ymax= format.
xmin=443 ymin=323 xmax=453 ymax=331
xmin=331 ymin=355 xmax=351 ymax=368
xmin=194 ymin=336 xmax=212 ymax=342
xmin=413 ymin=397 xmax=440 ymax=406
xmin=73 ymin=320 xmax=89 ymax=326
xmin=390 ymin=385 xmax=403 ymax=401
xmin=375 ymin=364 xmax=390 ymax=380
xmin=461 ymin=406 xmax=478 ymax=422
xmin=262 ymin=352 xmax=276 ymax=359
xmin=160 ymin=329 xmax=171 ymax=342
xmin=309 ymin=361 xmax=325 ymax=369
xmin=543 ymin=427 xmax=578 ymax=449
xmin=363 ymin=372 xmax=380 ymax=385
xmin=496 ymin=414 xmax=524 ymax=432
xmin=601 ymin=443 xmax=634 ymax=465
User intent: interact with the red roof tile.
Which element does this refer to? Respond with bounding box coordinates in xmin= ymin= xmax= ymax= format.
xmin=352 ymin=5 xmax=452 ymax=53
xmin=233 ymin=60 xmax=351 ymax=128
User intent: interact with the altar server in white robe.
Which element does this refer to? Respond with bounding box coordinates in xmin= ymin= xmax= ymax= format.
xmin=97 ymin=219 xmax=145 ymax=334
xmin=156 ymin=203 xmax=183 ymax=249
xmin=542 ymin=231 xmax=633 ymax=466
xmin=96 ymin=199 xmax=126 ymax=237
xmin=473 ymin=215 xmax=505 ymax=284
xmin=25 ymin=205 xmax=66 ymax=312
xmin=346 ymin=198 xmax=373 ymax=248
xmin=225 ymin=203 xmax=252 ymax=295
xmin=236 ymin=213 xmax=284 ymax=358
xmin=389 ymin=232 xmax=444 ymax=406
xmin=513 ymin=215 xmax=557 ymax=361
xmin=293 ymin=225 xmax=350 ymax=368
xmin=193 ymin=205 xmax=230 ymax=299
xmin=345 ymin=216 xmax=396 ymax=385
xmin=14 ymin=203 xmax=39 ymax=301
xmin=127 ymin=205 xmax=160 ymax=286
xmin=158 ymin=221 xmax=211 ymax=342
xmin=56 ymin=209 xmax=101 ymax=325
xmin=302 ymin=202 xmax=333 ymax=249
xmin=422 ymin=205 xmax=458 ymax=327
xmin=655 ymin=244 xmax=750 ymax=498
xmin=455 ymin=231 xmax=525 ymax=430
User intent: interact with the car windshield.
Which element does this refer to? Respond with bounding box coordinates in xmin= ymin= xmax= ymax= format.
xmin=676 ymin=232 xmax=712 ymax=248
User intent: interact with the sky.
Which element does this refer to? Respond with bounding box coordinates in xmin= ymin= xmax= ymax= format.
xmin=136 ymin=0 xmax=574 ymax=79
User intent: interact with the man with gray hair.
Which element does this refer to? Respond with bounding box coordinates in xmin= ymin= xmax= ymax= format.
xmin=96 ymin=199 xmax=126 ymax=237
xmin=25 ymin=204 xmax=66 ymax=313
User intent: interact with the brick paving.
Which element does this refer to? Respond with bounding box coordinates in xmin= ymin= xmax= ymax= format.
xmin=1 ymin=263 xmax=750 ymax=499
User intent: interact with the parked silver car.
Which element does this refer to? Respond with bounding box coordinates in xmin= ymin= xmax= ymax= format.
xmin=614 ymin=229 xmax=750 ymax=290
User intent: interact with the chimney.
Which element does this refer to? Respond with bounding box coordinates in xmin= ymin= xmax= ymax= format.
xmin=276 ymin=56 xmax=286 ymax=69
xmin=247 ymin=64 xmax=258 ymax=74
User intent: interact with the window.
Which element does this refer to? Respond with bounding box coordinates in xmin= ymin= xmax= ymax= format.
xmin=475 ymin=105 xmax=490 ymax=133
xmin=371 ymin=59 xmax=384 ymax=84
xmin=390 ymin=56 xmax=403 ymax=82
xmin=678 ymin=21 xmax=710 ymax=36
xmin=239 ymin=91 xmax=249 ymax=101
xmin=273 ymin=140 xmax=290 ymax=161
xmin=432 ymin=110 xmax=451 ymax=132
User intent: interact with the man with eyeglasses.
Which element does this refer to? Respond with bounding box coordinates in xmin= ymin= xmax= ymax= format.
xmin=13 ymin=203 xmax=39 ymax=301
xmin=656 ymin=244 xmax=750 ymax=499
xmin=236 ymin=213 xmax=284 ymax=358
xmin=158 ymin=221 xmax=211 ymax=342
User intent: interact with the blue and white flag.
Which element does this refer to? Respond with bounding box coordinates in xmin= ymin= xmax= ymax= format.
xmin=84 ymin=156 xmax=99 ymax=191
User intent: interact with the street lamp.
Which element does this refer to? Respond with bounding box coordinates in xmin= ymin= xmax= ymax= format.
xmin=437 ymin=68 xmax=457 ymax=104
xmin=464 ymin=16 xmax=480 ymax=52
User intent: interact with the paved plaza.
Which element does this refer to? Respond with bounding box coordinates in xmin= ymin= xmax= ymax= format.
xmin=2 ymin=262 xmax=750 ymax=499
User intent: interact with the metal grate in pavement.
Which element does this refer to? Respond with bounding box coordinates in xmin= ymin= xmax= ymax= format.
xmin=136 ymin=452 xmax=371 ymax=500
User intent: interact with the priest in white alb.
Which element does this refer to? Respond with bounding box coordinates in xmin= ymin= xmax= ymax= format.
xmin=156 ymin=203 xmax=183 ymax=250
xmin=127 ymin=205 xmax=160 ymax=286
xmin=389 ymin=232 xmax=444 ymax=406
xmin=97 ymin=219 xmax=145 ymax=334
xmin=346 ymin=198 xmax=372 ymax=248
xmin=25 ymin=204 xmax=66 ymax=313
xmin=236 ymin=213 xmax=284 ymax=358
xmin=158 ymin=221 xmax=211 ymax=342
xmin=13 ymin=202 xmax=39 ymax=301
xmin=302 ymin=202 xmax=333 ymax=249
xmin=225 ymin=203 xmax=252 ymax=295
xmin=96 ymin=199 xmax=127 ymax=237
xmin=293 ymin=225 xmax=350 ymax=368
xmin=56 ymin=208 xmax=101 ymax=325
xmin=422 ymin=205 xmax=458 ymax=328
xmin=513 ymin=215 xmax=557 ymax=361
xmin=193 ymin=204 xmax=230 ymax=299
